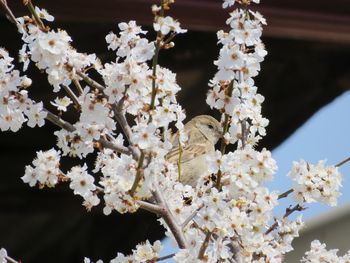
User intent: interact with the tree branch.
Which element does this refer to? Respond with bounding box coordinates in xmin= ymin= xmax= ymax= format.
xmin=155 ymin=253 xmax=175 ymax=262
xmin=152 ymin=184 xmax=188 ymax=249
xmin=335 ymin=156 xmax=350 ymax=167
xmin=265 ymin=204 xmax=305 ymax=235
xmin=75 ymin=69 xmax=104 ymax=92
xmin=181 ymin=203 xmax=204 ymax=229
xmin=137 ymin=200 xmax=165 ymax=215
xmin=6 ymin=255 xmax=19 ymax=263
xmin=0 ymin=0 xmax=18 ymax=26
xmin=44 ymin=109 xmax=130 ymax=155
xmin=63 ymin=85 xmax=80 ymax=110
xmin=198 ymin=231 xmax=212 ymax=260
xmin=278 ymin=188 xmax=294 ymax=200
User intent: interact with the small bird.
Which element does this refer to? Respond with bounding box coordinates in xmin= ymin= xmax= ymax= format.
xmin=166 ymin=115 xmax=222 ymax=187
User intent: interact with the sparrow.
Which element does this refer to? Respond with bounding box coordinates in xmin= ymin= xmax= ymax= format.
xmin=166 ymin=115 xmax=222 ymax=187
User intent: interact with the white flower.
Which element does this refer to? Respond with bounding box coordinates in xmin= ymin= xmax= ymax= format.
xmin=131 ymin=122 xmax=159 ymax=150
xmin=35 ymin=6 xmax=54 ymax=22
xmin=301 ymin=240 xmax=350 ymax=263
xmin=26 ymin=102 xmax=47 ymax=127
xmin=66 ymin=164 xmax=96 ymax=197
xmin=223 ymin=0 xmax=235 ymax=8
xmin=79 ymin=92 xmax=116 ymax=132
xmin=82 ymin=193 xmax=100 ymax=211
xmin=131 ymin=38 xmax=155 ymax=62
xmin=118 ymin=20 xmax=146 ymax=36
xmin=50 ymin=96 xmax=72 ymax=112
xmin=0 ymin=248 xmax=7 ymax=263
xmin=22 ymin=165 xmax=38 ymax=187
xmin=153 ymin=16 xmax=187 ymax=35
xmin=19 ymin=44 xmax=30 ymax=71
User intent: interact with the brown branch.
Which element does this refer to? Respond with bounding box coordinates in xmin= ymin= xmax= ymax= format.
xmin=112 ymin=104 xmax=133 ymax=144
xmin=335 ymin=156 xmax=350 ymax=167
xmin=25 ymin=0 xmax=46 ymax=31
xmin=0 ymin=0 xmax=18 ymax=26
xmin=137 ymin=200 xmax=165 ymax=215
xmin=181 ymin=203 xmax=204 ymax=229
xmin=75 ymin=69 xmax=104 ymax=92
xmin=76 ymin=69 xmax=134 ymax=146
xmin=62 ymin=85 xmax=80 ymax=110
xmin=198 ymin=231 xmax=212 ymax=260
xmin=5 ymin=255 xmax=19 ymax=263
xmin=72 ymin=78 xmax=84 ymax=95
xmin=278 ymin=189 xmax=294 ymax=200
xmin=44 ymin=109 xmax=75 ymax=132
xmin=152 ymin=184 xmax=188 ymax=249
xmin=217 ymin=81 xmax=234 ymax=190
xmin=129 ymin=151 xmax=145 ymax=195
xmin=44 ymin=109 xmax=130 ymax=155
xmin=156 ymin=253 xmax=175 ymax=262
xmin=98 ymin=138 xmax=130 ymax=155
xmin=265 ymin=204 xmax=305 ymax=235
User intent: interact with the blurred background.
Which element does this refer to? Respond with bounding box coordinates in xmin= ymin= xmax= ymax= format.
xmin=1 ymin=0 xmax=350 ymax=262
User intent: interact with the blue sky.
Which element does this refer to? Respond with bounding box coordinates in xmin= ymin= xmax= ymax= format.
xmin=161 ymin=91 xmax=350 ymax=259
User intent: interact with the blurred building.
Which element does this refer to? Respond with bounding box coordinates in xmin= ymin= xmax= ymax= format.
xmin=286 ymin=203 xmax=350 ymax=262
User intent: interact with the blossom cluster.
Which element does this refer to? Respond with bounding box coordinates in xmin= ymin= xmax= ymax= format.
xmin=161 ymin=146 xmax=301 ymax=262
xmin=54 ymin=90 xmax=118 ymax=158
xmin=288 ymin=160 xmax=342 ymax=206
xmin=0 ymin=0 xmax=345 ymax=262
xmin=17 ymin=7 xmax=98 ymax=92
xmin=206 ymin=3 xmax=268 ymax=147
xmin=66 ymin=164 xmax=99 ymax=208
xmin=84 ymin=240 xmax=162 ymax=263
xmin=301 ymin=240 xmax=350 ymax=263
xmin=0 ymin=48 xmax=46 ymax=132
xmin=21 ymin=148 xmax=61 ymax=187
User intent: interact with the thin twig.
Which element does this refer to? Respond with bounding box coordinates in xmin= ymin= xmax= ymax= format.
xmin=278 ymin=156 xmax=350 ymax=200
xmin=72 ymin=78 xmax=84 ymax=95
xmin=63 ymin=85 xmax=80 ymax=109
xmin=112 ymin=104 xmax=133 ymax=144
xmin=76 ymin=69 xmax=134 ymax=146
xmin=156 ymin=253 xmax=175 ymax=262
xmin=5 ymin=256 xmax=19 ymax=263
xmin=278 ymin=189 xmax=294 ymax=200
xmin=44 ymin=109 xmax=75 ymax=132
xmin=0 ymin=0 xmax=18 ymax=26
xmin=76 ymin=69 xmax=104 ymax=91
xmin=128 ymin=1 xmax=168 ymax=198
xmin=217 ymin=81 xmax=234 ymax=190
xmin=181 ymin=203 xmax=204 ymax=229
xmin=129 ymin=151 xmax=145 ymax=195
xmin=25 ymin=0 xmax=46 ymax=31
xmin=44 ymin=109 xmax=130 ymax=154
xmin=177 ymin=136 xmax=183 ymax=181
xmin=198 ymin=231 xmax=212 ymax=260
xmin=149 ymin=2 xmax=164 ymax=115
xmin=335 ymin=156 xmax=350 ymax=167
xmin=99 ymin=138 xmax=130 ymax=155
xmin=265 ymin=204 xmax=305 ymax=235
xmin=137 ymin=200 xmax=165 ymax=215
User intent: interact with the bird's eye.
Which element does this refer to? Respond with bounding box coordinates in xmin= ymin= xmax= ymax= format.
xmin=208 ymin=124 xmax=214 ymax=129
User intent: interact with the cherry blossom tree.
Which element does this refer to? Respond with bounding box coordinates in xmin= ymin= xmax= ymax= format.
xmin=0 ymin=0 xmax=349 ymax=262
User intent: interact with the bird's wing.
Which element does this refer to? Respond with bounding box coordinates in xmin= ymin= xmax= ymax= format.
xmin=166 ymin=143 xmax=209 ymax=163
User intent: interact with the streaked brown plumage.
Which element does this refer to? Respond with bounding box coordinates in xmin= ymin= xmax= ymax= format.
xmin=166 ymin=115 xmax=222 ymax=187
